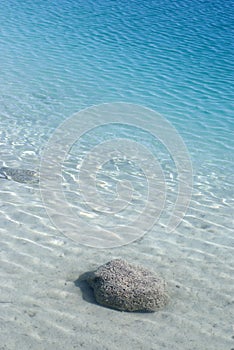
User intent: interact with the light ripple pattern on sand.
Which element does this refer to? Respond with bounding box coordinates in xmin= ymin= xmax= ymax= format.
xmin=0 ymin=0 xmax=233 ymax=349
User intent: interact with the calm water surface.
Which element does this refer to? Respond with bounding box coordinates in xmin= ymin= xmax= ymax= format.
xmin=0 ymin=0 xmax=233 ymax=349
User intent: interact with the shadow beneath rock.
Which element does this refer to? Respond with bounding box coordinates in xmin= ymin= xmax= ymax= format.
xmin=74 ymin=272 xmax=97 ymax=306
xmin=74 ymin=269 xmax=160 ymax=313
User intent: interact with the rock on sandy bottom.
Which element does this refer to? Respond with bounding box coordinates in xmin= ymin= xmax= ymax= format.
xmin=86 ymin=259 xmax=169 ymax=312
xmin=0 ymin=167 xmax=39 ymax=184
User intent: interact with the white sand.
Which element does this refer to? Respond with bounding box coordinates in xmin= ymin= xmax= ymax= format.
xmin=0 ymin=176 xmax=233 ymax=350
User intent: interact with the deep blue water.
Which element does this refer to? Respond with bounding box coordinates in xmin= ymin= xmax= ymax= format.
xmin=0 ymin=0 xmax=233 ymax=205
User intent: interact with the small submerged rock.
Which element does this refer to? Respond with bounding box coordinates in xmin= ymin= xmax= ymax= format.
xmin=0 ymin=167 xmax=39 ymax=184
xmin=86 ymin=259 xmax=168 ymax=312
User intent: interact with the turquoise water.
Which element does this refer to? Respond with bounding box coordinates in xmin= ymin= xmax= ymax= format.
xmin=0 ymin=0 xmax=233 ymax=349
xmin=0 ymin=0 xmax=233 ymax=175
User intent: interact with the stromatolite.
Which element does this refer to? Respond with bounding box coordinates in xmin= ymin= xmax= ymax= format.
xmin=0 ymin=167 xmax=39 ymax=184
xmin=86 ymin=259 xmax=168 ymax=312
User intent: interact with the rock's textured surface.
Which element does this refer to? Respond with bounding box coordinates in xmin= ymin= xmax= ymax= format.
xmin=86 ymin=259 xmax=168 ymax=312
xmin=0 ymin=167 xmax=39 ymax=184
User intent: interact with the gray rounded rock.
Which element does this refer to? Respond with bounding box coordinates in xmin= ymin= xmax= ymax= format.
xmin=0 ymin=167 xmax=39 ymax=184
xmin=86 ymin=259 xmax=168 ymax=312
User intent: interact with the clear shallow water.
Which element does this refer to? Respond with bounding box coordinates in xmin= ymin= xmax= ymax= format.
xmin=0 ymin=0 xmax=233 ymax=349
